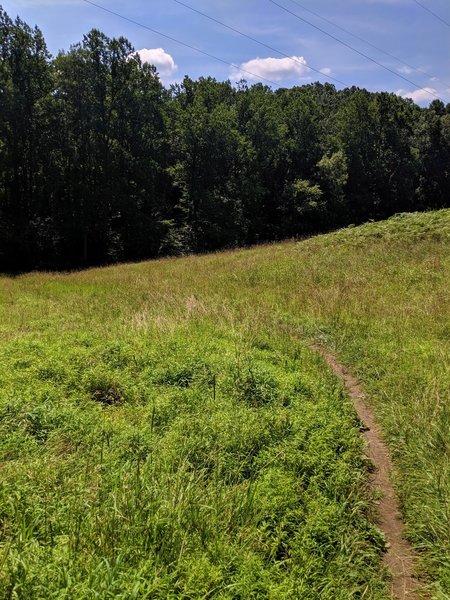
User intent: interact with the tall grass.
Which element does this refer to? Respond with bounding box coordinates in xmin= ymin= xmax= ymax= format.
xmin=0 ymin=209 xmax=449 ymax=597
xmin=0 ymin=325 xmax=385 ymax=598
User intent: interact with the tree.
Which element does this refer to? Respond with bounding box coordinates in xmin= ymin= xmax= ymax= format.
xmin=333 ymin=90 xmax=418 ymax=222
xmin=0 ymin=6 xmax=448 ymax=272
xmin=166 ymin=77 xmax=245 ymax=252
xmin=48 ymin=31 xmax=167 ymax=267
xmin=316 ymin=150 xmax=349 ymax=226
xmin=415 ymin=101 xmax=450 ymax=210
xmin=0 ymin=8 xmax=51 ymax=270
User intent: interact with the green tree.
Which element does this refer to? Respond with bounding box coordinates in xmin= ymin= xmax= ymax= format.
xmin=48 ymin=31 xmax=167 ymax=266
xmin=166 ymin=77 xmax=245 ymax=252
xmin=415 ymin=100 xmax=450 ymax=210
xmin=334 ymin=90 xmax=418 ymax=221
xmin=0 ymin=8 xmax=51 ymax=270
xmin=316 ymin=150 xmax=349 ymax=226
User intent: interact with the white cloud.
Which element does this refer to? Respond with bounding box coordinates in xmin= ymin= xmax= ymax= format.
xmin=320 ymin=67 xmax=332 ymax=76
xmin=135 ymin=48 xmax=177 ymax=79
xmin=397 ymin=66 xmax=413 ymax=75
xmin=231 ymin=55 xmax=308 ymax=83
xmin=396 ymin=87 xmax=437 ymax=104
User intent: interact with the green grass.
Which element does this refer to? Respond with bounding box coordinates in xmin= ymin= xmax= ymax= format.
xmin=0 ymin=324 xmax=385 ymax=598
xmin=0 ymin=209 xmax=449 ymax=598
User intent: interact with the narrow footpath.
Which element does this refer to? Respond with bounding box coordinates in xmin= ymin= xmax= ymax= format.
xmin=313 ymin=344 xmax=424 ymax=600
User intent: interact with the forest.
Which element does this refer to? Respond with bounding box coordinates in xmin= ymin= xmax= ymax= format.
xmin=1 ymin=6 xmax=450 ymax=272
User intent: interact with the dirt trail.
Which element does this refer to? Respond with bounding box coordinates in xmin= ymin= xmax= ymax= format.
xmin=313 ymin=344 xmax=423 ymax=599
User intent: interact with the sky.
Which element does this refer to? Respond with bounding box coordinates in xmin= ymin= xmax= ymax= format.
xmin=2 ymin=0 xmax=450 ymax=105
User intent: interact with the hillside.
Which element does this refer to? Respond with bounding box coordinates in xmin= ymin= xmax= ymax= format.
xmin=0 ymin=209 xmax=449 ymax=598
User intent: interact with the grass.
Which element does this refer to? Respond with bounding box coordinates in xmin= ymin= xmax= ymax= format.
xmin=0 ymin=209 xmax=449 ymax=598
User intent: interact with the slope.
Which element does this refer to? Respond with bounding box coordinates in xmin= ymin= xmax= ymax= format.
xmin=0 ymin=209 xmax=449 ymax=598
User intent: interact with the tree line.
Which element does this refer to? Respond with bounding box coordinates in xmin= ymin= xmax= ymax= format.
xmin=1 ymin=7 xmax=449 ymax=272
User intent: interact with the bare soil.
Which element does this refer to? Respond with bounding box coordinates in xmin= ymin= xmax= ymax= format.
xmin=313 ymin=344 xmax=424 ymax=599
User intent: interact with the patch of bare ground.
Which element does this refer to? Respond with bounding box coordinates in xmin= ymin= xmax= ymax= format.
xmin=313 ymin=344 xmax=426 ymax=600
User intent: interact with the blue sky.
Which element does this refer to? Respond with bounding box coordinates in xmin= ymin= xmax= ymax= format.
xmin=3 ymin=0 xmax=450 ymax=104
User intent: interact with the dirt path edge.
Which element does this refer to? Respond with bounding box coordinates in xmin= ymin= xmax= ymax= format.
xmin=312 ymin=343 xmax=424 ymax=599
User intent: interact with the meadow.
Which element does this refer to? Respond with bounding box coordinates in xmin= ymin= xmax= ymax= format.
xmin=0 ymin=209 xmax=449 ymax=598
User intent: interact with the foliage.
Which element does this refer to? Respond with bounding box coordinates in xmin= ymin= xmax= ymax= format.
xmin=1 ymin=8 xmax=450 ymax=271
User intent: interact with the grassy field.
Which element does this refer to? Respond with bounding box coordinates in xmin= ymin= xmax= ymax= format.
xmin=0 ymin=209 xmax=449 ymax=598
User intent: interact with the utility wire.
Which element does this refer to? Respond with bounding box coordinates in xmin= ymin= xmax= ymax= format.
xmin=81 ymin=0 xmax=279 ymax=86
xmin=172 ymin=0 xmax=348 ymax=87
xmin=269 ymin=0 xmax=444 ymax=101
xmin=286 ymin=0 xmax=447 ymax=86
xmin=412 ymin=0 xmax=450 ymax=28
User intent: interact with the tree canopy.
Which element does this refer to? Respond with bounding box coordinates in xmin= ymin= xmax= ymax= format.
xmin=1 ymin=7 xmax=449 ymax=271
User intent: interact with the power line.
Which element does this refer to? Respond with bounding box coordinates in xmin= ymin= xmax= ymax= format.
xmin=268 ymin=0 xmax=444 ymax=101
xmin=286 ymin=0 xmax=447 ymax=86
xmin=81 ymin=0 xmax=279 ymax=86
xmin=412 ymin=0 xmax=450 ymax=28
xmin=172 ymin=0 xmax=348 ymax=87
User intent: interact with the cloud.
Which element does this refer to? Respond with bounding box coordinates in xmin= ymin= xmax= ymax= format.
xmin=396 ymin=87 xmax=437 ymax=104
xmin=231 ymin=55 xmax=308 ymax=83
xmin=397 ymin=66 xmax=413 ymax=75
xmin=320 ymin=67 xmax=332 ymax=76
xmin=135 ymin=48 xmax=177 ymax=79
